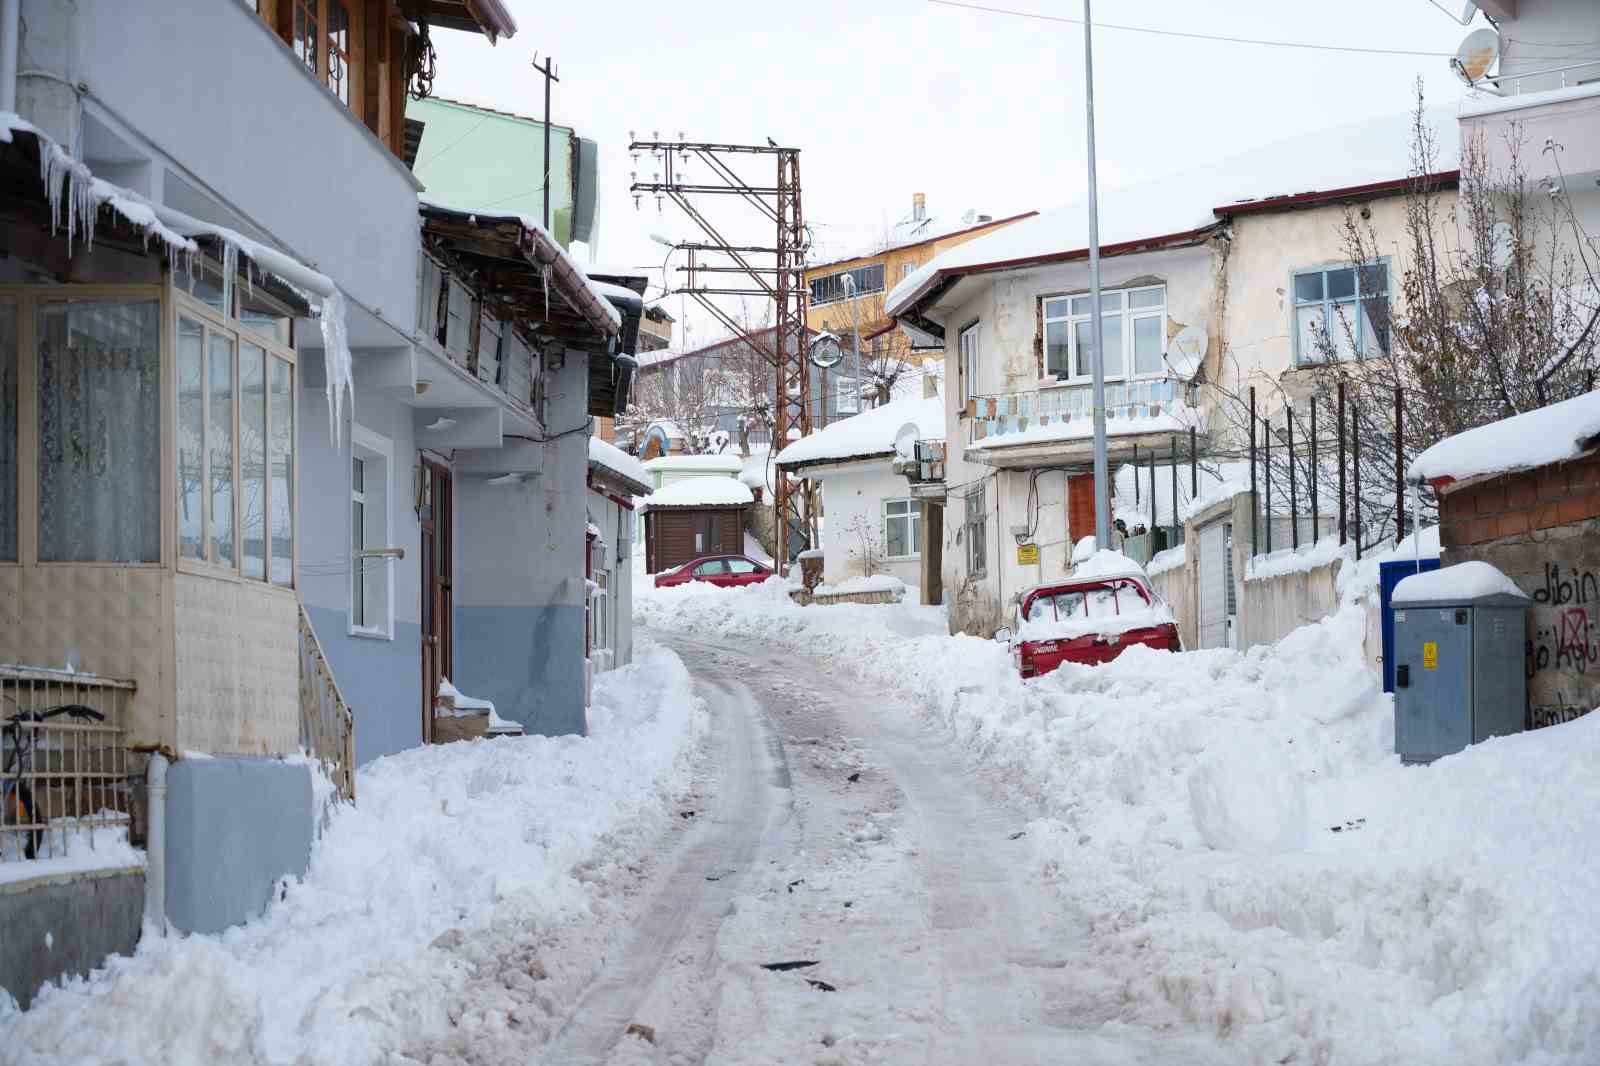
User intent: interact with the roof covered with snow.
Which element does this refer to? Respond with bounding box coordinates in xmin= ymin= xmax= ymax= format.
xmin=1409 ymin=390 xmax=1600 ymax=485
xmin=774 ymin=391 xmax=945 ymax=470
xmin=1393 ymin=561 xmax=1527 ymax=606
xmin=588 ymin=436 xmax=652 ymax=493
xmin=739 ymin=450 xmax=776 ymax=493
xmin=643 ymin=453 xmax=745 ymax=474
xmin=807 ymin=209 xmax=1038 ymax=270
xmin=887 ymin=108 xmax=1459 ymax=317
xmin=642 ymin=476 xmax=754 ymax=510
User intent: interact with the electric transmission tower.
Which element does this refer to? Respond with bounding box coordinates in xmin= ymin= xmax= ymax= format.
xmin=629 ymin=134 xmax=813 ymax=573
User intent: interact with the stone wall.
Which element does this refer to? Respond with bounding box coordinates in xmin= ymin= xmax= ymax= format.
xmin=1438 ymin=453 xmax=1600 ymax=729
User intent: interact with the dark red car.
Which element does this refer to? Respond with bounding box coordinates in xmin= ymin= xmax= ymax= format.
xmin=997 ymin=569 xmax=1180 ymax=679
xmin=654 ymin=554 xmax=775 ymax=589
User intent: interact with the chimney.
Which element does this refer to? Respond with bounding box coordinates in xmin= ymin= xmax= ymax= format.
xmin=912 ymin=192 xmax=926 ymax=221
xmin=923 ymin=370 xmax=938 ymax=399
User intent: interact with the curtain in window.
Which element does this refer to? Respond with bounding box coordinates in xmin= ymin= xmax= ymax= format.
xmin=37 ymin=300 xmax=160 ymax=563
xmin=0 ymin=303 xmax=16 ymax=561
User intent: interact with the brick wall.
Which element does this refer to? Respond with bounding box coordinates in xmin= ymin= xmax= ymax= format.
xmin=1438 ymin=451 xmax=1600 ymax=549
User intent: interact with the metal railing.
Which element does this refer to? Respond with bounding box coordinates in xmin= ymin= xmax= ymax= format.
xmin=297 ymin=605 xmax=356 ymax=804
xmin=1479 ymin=59 xmax=1600 ymax=97
xmin=894 ymin=438 xmax=947 ymax=483
xmin=1 ymin=666 xmax=133 ymax=863
xmin=968 ymin=378 xmax=1183 ymax=443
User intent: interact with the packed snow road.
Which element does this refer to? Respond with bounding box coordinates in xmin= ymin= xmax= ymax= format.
xmin=541 ymin=630 xmax=1230 ymax=1065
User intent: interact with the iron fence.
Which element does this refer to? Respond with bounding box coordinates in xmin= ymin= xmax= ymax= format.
xmin=1 ymin=666 xmax=133 ymax=863
xmin=298 ymin=604 xmax=356 ymax=805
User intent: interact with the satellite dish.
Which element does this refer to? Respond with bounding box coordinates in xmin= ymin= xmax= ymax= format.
xmin=809 ymin=332 xmax=843 ymax=369
xmin=894 ymin=422 xmax=919 ymax=460
xmin=1165 ymin=325 xmax=1208 ymax=381
xmin=1491 ymin=220 xmax=1515 ymax=270
xmin=1452 ymin=27 xmax=1499 ymax=85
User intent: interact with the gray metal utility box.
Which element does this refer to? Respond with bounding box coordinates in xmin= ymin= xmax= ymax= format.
xmin=1392 ymin=563 xmax=1528 ymax=764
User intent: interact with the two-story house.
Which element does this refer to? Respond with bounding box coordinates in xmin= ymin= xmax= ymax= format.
xmin=0 ymin=0 xmax=638 ymax=1001
xmin=889 ymin=110 xmax=1460 ymax=637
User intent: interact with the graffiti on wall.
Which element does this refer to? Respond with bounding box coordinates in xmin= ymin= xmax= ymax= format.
xmin=1530 ymin=563 xmax=1600 ymax=607
xmin=1530 ymin=691 xmax=1589 ymax=730
xmin=1521 ymin=561 xmax=1600 ymax=729
xmin=1526 ymin=605 xmax=1597 ymax=676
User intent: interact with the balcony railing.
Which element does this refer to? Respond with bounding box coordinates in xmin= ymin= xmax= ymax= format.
xmin=1479 ymin=59 xmax=1600 ymax=97
xmin=893 ymin=439 xmax=947 ymax=483
xmin=1 ymin=667 xmax=133 ymax=864
xmin=968 ymin=378 xmax=1184 ymax=444
xmin=298 ymin=605 xmax=356 ymax=807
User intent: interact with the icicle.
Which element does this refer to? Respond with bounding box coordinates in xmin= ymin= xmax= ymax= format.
xmin=542 ymin=264 xmax=550 ymax=321
xmin=320 ymin=288 xmax=353 ymax=449
xmin=221 ymin=241 xmax=238 ymax=322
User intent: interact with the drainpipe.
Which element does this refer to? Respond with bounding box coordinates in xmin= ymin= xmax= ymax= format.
xmin=0 ymin=0 xmax=20 ymax=115
xmin=144 ymin=753 xmax=169 ymax=935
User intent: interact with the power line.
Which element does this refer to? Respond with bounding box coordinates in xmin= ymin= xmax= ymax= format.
xmin=927 ymin=0 xmax=1456 ymax=58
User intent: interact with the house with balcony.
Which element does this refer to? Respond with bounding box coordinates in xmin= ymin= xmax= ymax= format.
xmin=0 ymin=0 xmax=639 ymax=1004
xmin=888 ymin=110 xmax=1460 ymax=637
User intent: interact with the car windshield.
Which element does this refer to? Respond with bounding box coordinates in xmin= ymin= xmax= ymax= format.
xmin=1025 ymin=578 xmax=1149 ymax=623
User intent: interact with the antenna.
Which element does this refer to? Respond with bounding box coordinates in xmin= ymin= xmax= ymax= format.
xmin=1451 ymin=26 xmax=1499 ymax=85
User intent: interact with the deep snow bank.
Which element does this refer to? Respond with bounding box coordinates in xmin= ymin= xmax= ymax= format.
xmin=638 ymin=581 xmax=1600 ymax=1064
xmin=0 ymin=642 xmax=705 ymax=1066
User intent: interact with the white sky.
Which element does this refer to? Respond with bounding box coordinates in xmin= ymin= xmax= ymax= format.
xmin=429 ymin=0 xmax=1477 ymax=348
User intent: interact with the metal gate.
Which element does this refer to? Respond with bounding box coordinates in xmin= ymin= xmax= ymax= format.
xmin=1196 ymin=520 xmax=1233 ymax=649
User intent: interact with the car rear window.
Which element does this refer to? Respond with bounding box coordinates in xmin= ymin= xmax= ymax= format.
xmin=1026 ymin=578 xmax=1149 ymax=622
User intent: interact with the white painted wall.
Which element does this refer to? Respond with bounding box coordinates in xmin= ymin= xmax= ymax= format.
xmin=810 ymin=460 xmax=923 ymax=589
xmin=1495 ymin=1 xmax=1600 ymax=87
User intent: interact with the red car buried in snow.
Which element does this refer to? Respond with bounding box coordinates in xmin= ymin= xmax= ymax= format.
xmin=653 ymin=554 xmax=775 ymax=589
xmin=996 ymin=563 xmax=1180 ymax=679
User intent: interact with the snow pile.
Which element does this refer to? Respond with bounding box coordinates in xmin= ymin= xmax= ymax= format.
xmin=1146 ymin=542 xmax=1186 ymax=577
xmin=588 ymin=435 xmax=651 ymax=491
xmin=1070 ymin=547 xmax=1146 ymax=580
xmin=642 ymin=453 xmax=744 ymax=474
xmin=0 ymin=643 xmax=705 ymax=1065
xmin=1114 ymin=461 xmax=1249 ymax=529
xmin=1015 ymin=601 xmax=1175 ymax=643
xmin=642 ymin=476 xmax=753 ymax=509
xmin=0 ymin=820 xmax=141 ymax=884
xmin=1245 ymin=536 xmax=1350 ymax=582
xmin=774 ymin=391 xmax=944 ymax=470
xmin=1408 ymin=389 xmax=1600 ymax=484
xmin=637 ymin=580 xmax=1600 ymax=1062
xmin=738 ymin=449 xmax=775 ymax=494
xmin=814 ymin=573 xmax=905 ymax=597
xmin=1393 ymin=560 xmax=1527 ymax=604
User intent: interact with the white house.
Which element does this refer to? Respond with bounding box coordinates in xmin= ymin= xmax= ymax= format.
xmin=774 ymin=383 xmax=945 ymax=598
xmin=888 ymin=110 xmax=1459 ymax=636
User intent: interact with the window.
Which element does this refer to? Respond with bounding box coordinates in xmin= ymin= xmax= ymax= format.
xmin=810 ymin=263 xmax=885 ymax=306
xmin=959 ymin=322 xmax=979 ymax=409
xmin=38 ymin=300 xmax=161 ymax=563
xmin=1 ymin=301 xmax=16 ymax=562
xmin=349 ymin=429 xmax=392 ymax=635
xmin=965 ymin=483 xmax=987 ymax=578
xmin=175 ymin=284 xmax=296 ymax=584
xmin=1293 ymin=263 xmax=1389 ymax=363
xmin=901 ymin=262 xmax=916 ymax=280
xmin=1042 ymin=284 xmax=1166 ymax=383
xmin=326 ymin=2 xmax=351 ymax=106
xmin=592 ymin=571 xmax=610 ymax=651
xmin=835 ymin=374 xmax=860 ymax=415
xmin=1026 ymin=578 xmax=1149 ymax=621
xmin=291 ymin=0 xmax=318 ymax=76
xmin=884 ymin=498 xmax=920 ymax=559
xmin=694 ymin=559 xmax=729 ymax=576
xmin=727 ymin=558 xmax=759 ymax=574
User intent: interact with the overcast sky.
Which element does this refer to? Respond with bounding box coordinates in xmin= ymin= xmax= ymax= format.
xmin=429 ymin=0 xmax=1478 ymax=348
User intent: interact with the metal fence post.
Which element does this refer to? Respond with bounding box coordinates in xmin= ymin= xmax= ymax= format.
xmin=1394 ymin=385 xmax=1405 ymax=543
xmin=1189 ymin=425 xmax=1197 ymax=500
xmin=1353 ymin=399 xmax=1362 ymax=560
xmin=1338 ymin=381 xmax=1347 ymax=546
xmin=1288 ymin=407 xmax=1299 ymax=550
xmin=1133 ymin=442 xmax=1140 ymax=506
xmin=1249 ymin=386 xmax=1258 ymax=557
xmin=1169 ymin=433 xmax=1179 ymax=547
xmin=1264 ymin=404 xmax=1273 ymax=555
xmin=1310 ymin=395 xmax=1319 ymax=546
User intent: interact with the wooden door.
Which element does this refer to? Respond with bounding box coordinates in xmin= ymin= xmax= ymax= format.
xmin=419 ymin=459 xmax=453 ymax=742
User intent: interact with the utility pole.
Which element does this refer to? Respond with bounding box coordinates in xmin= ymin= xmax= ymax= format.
xmin=629 ymin=137 xmax=813 ymax=574
xmin=1082 ymin=0 xmax=1111 ymax=550
xmin=531 ymin=53 xmax=559 ymax=233
xmin=843 ymin=272 xmax=862 ymax=415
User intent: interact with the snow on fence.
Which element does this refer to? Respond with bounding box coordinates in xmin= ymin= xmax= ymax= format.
xmin=297 ymin=605 xmax=356 ymax=805
xmin=0 ymin=666 xmax=133 ymax=864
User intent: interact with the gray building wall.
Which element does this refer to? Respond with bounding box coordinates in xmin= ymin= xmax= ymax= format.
xmin=0 ymin=868 xmax=143 ymax=1010
xmin=164 ymin=757 xmax=313 ymax=935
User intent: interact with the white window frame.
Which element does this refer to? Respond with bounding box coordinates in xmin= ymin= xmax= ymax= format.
xmin=835 ymin=374 xmax=860 ymax=415
xmin=1291 ymin=260 xmax=1391 ymax=365
xmin=883 ymin=497 xmax=921 ymax=560
xmin=959 ymin=322 xmax=980 ymax=409
xmin=965 ymin=483 xmax=987 ymax=578
xmin=348 ymin=423 xmax=395 ymax=639
xmin=1041 ymin=283 xmax=1167 ymax=386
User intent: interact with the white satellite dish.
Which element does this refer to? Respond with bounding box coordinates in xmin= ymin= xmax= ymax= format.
xmin=894 ymin=422 xmax=919 ymax=461
xmin=809 ymin=332 xmax=843 ymax=369
xmin=1452 ymin=27 xmax=1499 ymax=85
xmin=1165 ymin=325 xmax=1207 ymax=381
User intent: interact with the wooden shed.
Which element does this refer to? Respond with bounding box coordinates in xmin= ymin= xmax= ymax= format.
xmin=642 ymin=477 xmax=754 ymax=573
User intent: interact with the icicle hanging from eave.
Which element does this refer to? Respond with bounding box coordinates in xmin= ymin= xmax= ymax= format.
xmin=13 ymin=113 xmax=357 ymax=447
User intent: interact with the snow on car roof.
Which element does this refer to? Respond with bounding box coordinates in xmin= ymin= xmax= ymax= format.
xmin=1408 ymin=390 xmax=1600 ymax=485
xmin=774 ymin=390 xmax=945 ymax=470
xmin=1018 ymin=551 xmax=1150 ymax=601
xmin=642 ymin=476 xmax=754 ymax=510
xmin=887 ymin=107 xmax=1458 ymax=317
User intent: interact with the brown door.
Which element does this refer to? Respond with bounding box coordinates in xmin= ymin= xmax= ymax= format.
xmin=1067 ymin=473 xmax=1097 ymax=546
xmin=419 ymin=459 xmax=453 ymax=742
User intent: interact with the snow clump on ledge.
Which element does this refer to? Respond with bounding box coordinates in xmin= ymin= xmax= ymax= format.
xmin=0 ymin=642 xmax=706 ymax=1065
xmin=642 ymin=476 xmax=753 ymax=509
xmin=1393 ymin=560 xmax=1527 ymax=604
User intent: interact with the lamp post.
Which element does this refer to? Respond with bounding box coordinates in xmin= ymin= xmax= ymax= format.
xmin=1082 ymin=0 xmax=1110 ymax=550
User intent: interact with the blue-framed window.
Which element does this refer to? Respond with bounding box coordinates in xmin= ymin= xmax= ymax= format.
xmin=1293 ymin=262 xmax=1390 ymax=363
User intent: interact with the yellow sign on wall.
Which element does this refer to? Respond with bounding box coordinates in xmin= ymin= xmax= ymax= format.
xmin=1017 ymin=543 xmax=1039 ymax=565
xmin=1422 ymin=641 xmax=1439 ymax=670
